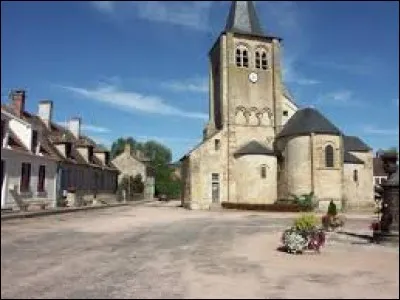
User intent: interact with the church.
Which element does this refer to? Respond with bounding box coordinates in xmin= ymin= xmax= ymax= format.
xmin=180 ymin=1 xmax=374 ymax=211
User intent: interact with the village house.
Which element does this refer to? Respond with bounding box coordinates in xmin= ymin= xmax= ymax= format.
xmin=111 ymin=144 xmax=155 ymax=200
xmin=1 ymin=89 xmax=119 ymax=210
xmin=1 ymin=91 xmax=58 ymax=209
xmin=180 ymin=1 xmax=374 ymax=211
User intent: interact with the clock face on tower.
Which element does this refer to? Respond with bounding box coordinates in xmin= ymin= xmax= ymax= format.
xmin=249 ymin=72 xmax=258 ymax=83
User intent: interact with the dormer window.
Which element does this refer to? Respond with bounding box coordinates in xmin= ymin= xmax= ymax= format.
xmin=104 ymin=152 xmax=109 ymax=165
xmin=65 ymin=143 xmax=72 ymax=158
xmin=88 ymin=146 xmax=94 ymax=163
xmin=31 ymin=130 xmax=38 ymax=153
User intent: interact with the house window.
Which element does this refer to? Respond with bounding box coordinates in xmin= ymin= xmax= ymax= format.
xmin=215 ymin=139 xmax=220 ymax=151
xmin=261 ymin=165 xmax=267 ymax=179
xmin=20 ymin=163 xmax=31 ymax=192
xmin=88 ymin=146 xmax=94 ymax=163
xmin=283 ymin=110 xmax=289 ymax=117
xmin=65 ymin=143 xmax=72 ymax=158
xmin=105 ymin=152 xmax=109 ymax=165
xmin=353 ymin=170 xmax=359 ymax=183
xmin=37 ymin=165 xmax=46 ymax=192
xmin=31 ymin=130 xmax=38 ymax=153
xmin=325 ymin=145 xmax=334 ymax=168
xmin=374 ymin=177 xmax=380 ymax=185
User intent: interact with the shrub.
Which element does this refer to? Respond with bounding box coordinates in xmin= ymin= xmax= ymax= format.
xmin=327 ymin=200 xmax=337 ymax=216
xmin=294 ymin=214 xmax=319 ymax=232
xmin=291 ymin=192 xmax=317 ymax=212
xmin=281 ymin=228 xmax=308 ymax=254
xmin=132 ymin=174 xmax=145 ymax=194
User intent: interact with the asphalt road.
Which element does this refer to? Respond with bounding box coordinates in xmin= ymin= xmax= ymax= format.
xmin=1 ymin=201 xmax=398 ymax=299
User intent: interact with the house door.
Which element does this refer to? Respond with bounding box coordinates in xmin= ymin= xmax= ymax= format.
xmin=212 ymin=173 xmax=220 ymax=203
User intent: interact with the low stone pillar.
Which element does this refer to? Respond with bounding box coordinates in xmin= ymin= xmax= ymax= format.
xmin=66 ymin=191 xmax=77 ymax=207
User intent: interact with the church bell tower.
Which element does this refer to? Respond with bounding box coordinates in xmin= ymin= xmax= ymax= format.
xmin=204 ymin=1 xmax=284 ymax=141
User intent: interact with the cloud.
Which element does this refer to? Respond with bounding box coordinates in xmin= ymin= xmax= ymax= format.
xmin=162 ymin=77 xmax=208 ymax=93
xmin=282 ymin=56 xmax=320 ymax=86
xmin=312 ymin=58 xmax=378 ymax=76
xmin=315 ymin=90 xmax=365 ymax=107
xmin=57 ymin=121 xmax=111 ymax=134
xmin=58 ymin=84 xmax=207 ymax=120
xmin=91 ymin=136 xmax=113 ymax=148
xmin=363 ymin=125 xmax=399 ymax=136
xmin=134 ymin=1 xmax=213 ymax=31
xmin=394 ymin=98 xmax=399 ymax=107
xmin=136 ymin=135 xmax=200 ymax=144
xmin=91 ymin=1 xmax=114 ymax=14
xmin=90 ymin=1 xmax=214 ymax=31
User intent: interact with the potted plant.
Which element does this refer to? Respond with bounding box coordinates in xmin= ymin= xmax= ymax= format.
xmin=321 ymin=201 xmax=345 ymax=232
xmin=281 ymin=214 xmax=326 ymax=254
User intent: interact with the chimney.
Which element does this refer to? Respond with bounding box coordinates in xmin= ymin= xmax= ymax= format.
xmin=68 ymin=117 xmax=81 ymax=139
xmin=124 ymin=143 xmax=131 ymax=154
xmin=10 ymin=89 xmax=26 ymax=117
xmin=38 ymin=100 xmax=53 ymax=128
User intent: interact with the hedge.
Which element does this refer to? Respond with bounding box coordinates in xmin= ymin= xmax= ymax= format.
xmin=221 ymin=202 xmax=302 ymax=212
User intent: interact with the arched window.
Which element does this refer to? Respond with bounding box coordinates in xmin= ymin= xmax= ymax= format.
xmin=236 ymin=49 xmax=242 ymax=67
xmin=261 ymin=165 xmax=267 ymax=179
xmin=243 ymin=50 xmax=249 ymax=67
xmin=325 ymin=145 xmax=334 ymax=168
xmin=235 ymin=46 xmax=249 ymax=68
xmin=353 ymin=170 xmax=359 ymax=182
xmin=255 ymin=52 xmax=261 ymax=69
xmin=261 ymin=52 xmax=268 ymax=70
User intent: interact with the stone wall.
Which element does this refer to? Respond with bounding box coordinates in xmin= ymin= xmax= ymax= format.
xmin=182 ymin=130 xmax=226 ymax=210
xmin=112 ymin=151 xmax=146 ymax=183
xmin=345 ymin=150 xmax=374 ymax=209
xmin=234 ymin=155 xmax=277 ymax=204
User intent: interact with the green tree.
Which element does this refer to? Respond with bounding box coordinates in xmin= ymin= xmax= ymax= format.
xmin=111 ymin=137 xmax=180 ymax=198
xmin=110 ymin=137 xmax=141 ymax=159
xmin=132 ymin=174 xmax=144 ymax=193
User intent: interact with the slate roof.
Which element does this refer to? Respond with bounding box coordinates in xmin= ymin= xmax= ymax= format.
xmin=2 ymin=104 xmax=118 ymax=171
xmin=234 ymin=140 xmax=276 ymax=157
xmin=373 ymin=157 xmax=388 ymax=176
xmin=344 ymin=152 xmax=364 ymax=165
xmin=278 ymin=108 xmax=342 ymax=138
xmin=384 ymin=169 xmax=399 ymax=186
xmin=343 ymin=136 xmax=371 ymax=152
xmin=225 ymin=1 xmax=264 ymax=37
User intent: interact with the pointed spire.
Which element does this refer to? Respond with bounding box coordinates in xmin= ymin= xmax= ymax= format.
xmin=225 ymin=1 xmax=264 ymax=36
